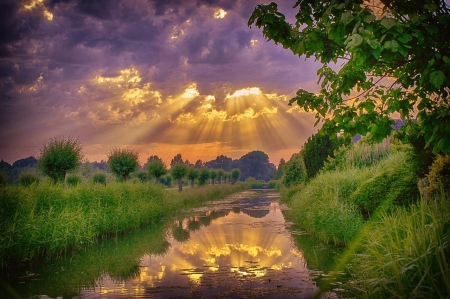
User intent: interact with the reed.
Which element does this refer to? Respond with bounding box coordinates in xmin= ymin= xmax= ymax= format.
xmin=344 ymin=194 xmax=450 ymax=298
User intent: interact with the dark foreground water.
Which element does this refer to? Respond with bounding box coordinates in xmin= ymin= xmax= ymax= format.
xmin=2 ymin=190 xmax=344 ymax=298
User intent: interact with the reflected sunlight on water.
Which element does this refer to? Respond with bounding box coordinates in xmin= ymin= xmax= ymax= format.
xmin=85 ymin=190 xmax=332 ymax=298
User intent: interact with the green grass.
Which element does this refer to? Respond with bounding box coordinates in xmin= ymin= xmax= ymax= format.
xmin=0 ymin=181 xmax=248 ymax=270
xmin=344 ymin=195 xmax=450 ymax=299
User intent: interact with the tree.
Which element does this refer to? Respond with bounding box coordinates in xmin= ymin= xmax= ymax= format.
xmin=302 ymin=133 xmax=351 ymax=178
xmin=194 ymin=159 xmax=205 ymax=168
xmin=147 ymin=158 xmax=167 ymax=183
xmin=210 ymin=169 xmax=218 ymax=185
xmin=282 ymin=153 xmax=307 ymax=187
xmin=38 ymin=136 xmax=83 ymax=183
xmin=249 ymin=1 xmax=450 ymax=154
xmin=187 ymin=167 xmax=199 ymax=187
xmin=238 ymin=150 xmax=275 ymax=181
xmin=171 ymin=162 xmax=188 ymax=192
xmin=107 ymin=147 xmax=139 ymax=181
xmin=198 ymin=168 xmax=211 ymax=186
xmin=231 ymin=168 xmax=241 ymax=185
xmin=275 ymin=158 xmax=286 ymax=180
xmin=170 ymin=154 xmax=184 ymax=168
xmin=217 ymin=169 xmax=225 ymax=184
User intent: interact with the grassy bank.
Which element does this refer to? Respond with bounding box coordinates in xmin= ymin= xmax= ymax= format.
xmin=282 ymin=140 xmax=449 ymax=297
xmin=0 ymin=181 xmax=248 ymax=270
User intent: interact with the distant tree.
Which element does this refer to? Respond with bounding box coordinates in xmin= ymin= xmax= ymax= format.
xmin=238 ymin=150 xmax=275 ymax=181
xmin=38 ymin=136 xmax=83 ymax=183
xmin=210 ymin=169 xmax=218 ymax=185
xmin=275 ymin=158 xmax=286 ymax=180
xmin=135 ymin=171 xmax=148 ymax=182
xmin=187 ymin=167 xmax=199 ymax=187
xmin=302 ymin=133 xmax=351 ymax=178
xmin=170 ymin=154 xmax=184 ymax=168
xmin=217 ymin=169 xmax=225 ymax=184
xmin=0 ymin=159 xmax=12 ymax=172
xmin=12 ymin=156 xmax=38 ymax=169
xmin=198 ymin=168 xmax=211 ymax=186
xmin=282 ymin=153 xmax=307 ymax=188
xmin=171 ymin=162 xmax=188 ymax=192
xmin=205 ymin=155 xmax=233 ymax=171
xmin=92 ymin=160 xmax=109 ymax=172
xmin=107 ymin=147 xmax=139 ymax=181
xmin=185 ymin=159 xmax=193 ymax=167
xmin=194 ymin=159 xmax=204 ymax=168
xmin=231 ymin=168 xmax=241 ymax=185
xmin=147 ymin=158 xmax=167 ymax=183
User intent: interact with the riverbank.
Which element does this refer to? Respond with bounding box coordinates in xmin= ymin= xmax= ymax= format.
xmin=0 ymin=181 xmax=249 ymax=272
xmin=280 ymin=141 xmax=450 ymax=298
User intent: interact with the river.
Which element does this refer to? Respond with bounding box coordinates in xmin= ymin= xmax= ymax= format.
xmin=2 ymin=190 xmax=344 ymax=298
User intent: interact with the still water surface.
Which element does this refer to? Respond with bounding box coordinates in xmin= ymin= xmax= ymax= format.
xmin=5 ymin=190 xmax=342 ymax=298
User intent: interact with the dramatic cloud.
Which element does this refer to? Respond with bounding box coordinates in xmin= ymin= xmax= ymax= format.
xmin=0 ymin=0 xmax=323 ymax=165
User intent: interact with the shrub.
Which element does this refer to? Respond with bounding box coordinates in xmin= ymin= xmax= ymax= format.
xmin=38 ymin=136 xmax=83 ymax=183
xmin=135 ymin=171 xmax=148 ymax=182
xmin=92 ymin=172 xmax=107 ymax=185
xmin=282 ymin=153 xmax=307 ymax=187
xmin=19 ymin=171 xmax=40 ymax=186
xmin=66 ymin=174 xmax=81 ymax=186
xmin=267 ymin=180 xmax=277 ymax=189
xmin=348 ymin=151 xmax=419 ymax=218
xmin=107 ymin=147 xmax=139 ymax=181
xmin=426 ymin=154 xmax=450 ymax=196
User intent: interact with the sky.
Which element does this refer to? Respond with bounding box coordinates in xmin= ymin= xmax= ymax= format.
xmin=0 ymin=0 xmax=324 ymax=166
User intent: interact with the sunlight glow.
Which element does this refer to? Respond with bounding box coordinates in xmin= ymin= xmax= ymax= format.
xmin=22 ymin=0 xmax=53 ymax=21
xmin=226 ymin=87 xmax=262 ymax=99
xmin=214 ymin=8 xmax=227 ymax=19
xmin=181 ymin=83 xmax=200 ymax=98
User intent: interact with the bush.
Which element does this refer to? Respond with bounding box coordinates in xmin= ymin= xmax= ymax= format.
xmin=107 ymin=148 xmax=139 ymax=181
xmin=426 ymin=154 xmax=450 ymax=196
xmin=38 ymin=136 xmax=83 ymax=183
xmin=66 ymin=174 xmax=81 ymax=186
xmin=19 ymin=171 xmax=40 ymax=186
xmin=0 ymin=171 xmax=8 ymax=186
xmin=135 ymin=171 xmax=148 ymax=182
xmin=348 ymin=151 xmax=419 ymax=218
xmin=267 ymin=180 xmax=277 ymax=189
xmin=282 ymin=153 xmax=307 ymax=187
xmin=92 ymin=172 xmax=107 ymax=185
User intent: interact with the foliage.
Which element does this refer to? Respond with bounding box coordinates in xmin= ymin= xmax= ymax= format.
xmin=107 ymin=147 xmax=139 ymax=181
xmin=187 ymin=167 xmax=199 ymax=187
xmin=92 ymin=171 xmax=107 ymax=185
xmin=205 ymin=155 xmax=233 ymax=171
xmin=147 ymin=158 xmax=167 ymax=183
xmin=19 ymin=171 xmax=40 ymax=187
xmin=348 ymin=151 xmax=419 ymax=218
xmin=323 ymin=137 xmax=393 ymax=171
xmin=426 ymin=154 xmax=450 ymax=196
xmin=170 ymin=154 xmax=184 ymax=168
xmin=267 ymin=180 xmax=277 ymax=189
xmin=38 ymin=136 xmax=83 ymax=183
xmin=198 ymin=168 xmax=210 ymax=186
xmin=275 ymin=158 xmax=286 ymax=180
xmin=12 ymin=156 xmax=38 ymax=168
xmin=217 ymin=169 xmax=224 ymax=183
xmin=282 ymin=153 xmax=307 ymax=187
xmin=345 ymin=196 xmax=450 ymax=299
xmin=66 ymin=174 xmax=81 ymax=187
xmin=249 ymin=0 xmax=450 ymax=154
xmin=135 ymin=171 xmax=148 ymax=182
xmin=238 ymin=150 xmax=275 ymax=181
xmin=210 ymin=169 xmax=218 ymax=185
xmin=230 ymin=168 xmax=241 ymax=184
xmin=171 ymin=162 xmax=188 ymax=192
xmin=302 ymin=133 xmax=351 ymax=178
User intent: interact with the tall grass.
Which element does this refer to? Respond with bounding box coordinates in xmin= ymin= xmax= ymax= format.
xmin=0 ymin=181 xmax=247 ymax=270
xmin=344 ymin=195 xmax=450 ymax=298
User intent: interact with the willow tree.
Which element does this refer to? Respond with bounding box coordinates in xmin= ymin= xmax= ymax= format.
xmin=249 ymin=0 xmax=450 ymax=154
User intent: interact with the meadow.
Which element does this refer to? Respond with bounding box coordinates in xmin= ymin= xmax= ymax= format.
xmin=281 ymin=139 xmax=450 ymax=298
xmin=0 ymin=181 xmax=249 ymax=272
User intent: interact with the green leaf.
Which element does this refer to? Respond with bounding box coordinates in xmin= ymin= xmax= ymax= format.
xmin=443 ymin=56 xmax=450 ymax=65
xmin=367 ymin=39 xmax=380 ymax=49
xmin=346 ymin=33 xmax=363 ymax=48
xmin=363 ymin=14 xmax=375 ymax=23
xmin=380 ymin=18 xmax=396 ymax=29
xmin=435 ymin=137 xmax=450 ymax=154
xmin=341 ymin=11 xmax=353 ymax=25
xmin=430 ymin=71 xmax=446 ymax=89
xmin=398 ymin=33 xmax=412 ymax=44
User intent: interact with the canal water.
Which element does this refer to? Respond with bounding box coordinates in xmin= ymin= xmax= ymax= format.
xmin=3 ymin=190 xmax=343 ymax=298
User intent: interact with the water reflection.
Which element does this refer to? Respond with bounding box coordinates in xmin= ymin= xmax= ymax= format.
xmin=3 ymin=190 xmax=339 ymax=299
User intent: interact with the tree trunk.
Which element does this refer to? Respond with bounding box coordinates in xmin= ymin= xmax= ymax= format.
xmin=178 ymin=179 xmax=183 ymax=192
